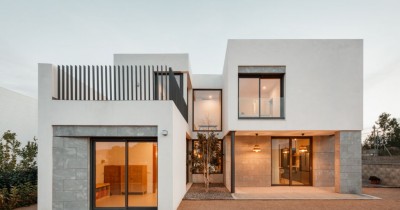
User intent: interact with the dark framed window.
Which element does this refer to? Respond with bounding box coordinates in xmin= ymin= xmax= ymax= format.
xmin=238 ymin=74 xmax=284 ymax=119
xmin=90 ymin=137 xmax=158 ymax=210
xmin=192 ymin=89 xmax=222 ymax=131
xmin=271 ymin=137 xmax=312 ymax=186
xmin=191 ymin=139 xmax=223 ymax=174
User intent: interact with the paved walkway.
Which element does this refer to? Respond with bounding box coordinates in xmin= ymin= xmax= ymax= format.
xmin=178 ymin=188 xmax=400 ymax=210
xmin=234 ymin=187 xmax=378 ymax=199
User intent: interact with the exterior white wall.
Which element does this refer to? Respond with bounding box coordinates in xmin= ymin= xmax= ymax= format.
xmin=172 ymin=105 xmax=189 ymax=210
xmin=222 ymin=39 xmax=363 ymax=134
xmin=0 ymin=87 xmax=37 ymax=144
xmin=38 ymin=64 xmax=189 ymax=210
xmin=191 ymin=74 xmax=223 ymax=89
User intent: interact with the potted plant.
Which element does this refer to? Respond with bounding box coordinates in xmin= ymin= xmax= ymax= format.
xmin=369 ymin=176 xmax=381 ymax=184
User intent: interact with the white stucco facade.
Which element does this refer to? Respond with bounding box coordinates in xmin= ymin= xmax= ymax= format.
xmin=38 ymin=39 xmax=363 ymax=210
xmin=223 ymin=39 xmax=363 ymax=134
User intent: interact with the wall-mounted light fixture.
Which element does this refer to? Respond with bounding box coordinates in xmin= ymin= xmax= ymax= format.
xmin=253 ymin=133 xmax=261 ymax=152
xmin=161 ymin=130 xmax=168 ymax=136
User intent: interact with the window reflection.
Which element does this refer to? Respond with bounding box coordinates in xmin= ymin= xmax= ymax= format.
xmin=239 ymin=76 xmax=283 ymax=118
xmin=94 ymin=141 xmax=158 ymax=208
xmin=193 ymin=90 xmax=222 ymax=131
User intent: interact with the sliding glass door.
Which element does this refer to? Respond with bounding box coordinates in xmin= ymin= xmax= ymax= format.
xmin=271 ymin=137 xmax=312 ymax=186
xmin=92 ymin=139 xmax=158 ymax=210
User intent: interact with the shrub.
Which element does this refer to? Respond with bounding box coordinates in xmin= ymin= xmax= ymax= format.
xmin=0 ymin=130 xmax=37 ymax=209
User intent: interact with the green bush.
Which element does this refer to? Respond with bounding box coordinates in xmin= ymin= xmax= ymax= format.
xmin=0 ymin=130 xmax=37 ymax=209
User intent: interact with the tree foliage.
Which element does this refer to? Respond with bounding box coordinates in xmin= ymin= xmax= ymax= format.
xmin=363 ymin=113 xmax=400 ymax=155
xmin=191 ymin=131 xmax=222 ymax=192
xmin=0 ymin=130 xmax=38 ymax=210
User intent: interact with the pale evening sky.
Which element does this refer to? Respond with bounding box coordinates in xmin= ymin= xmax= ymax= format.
xmin=0 ymin=0 xmax=399 ymax=130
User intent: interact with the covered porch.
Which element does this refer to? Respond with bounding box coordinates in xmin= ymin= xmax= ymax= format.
xmin=224 ymin=130 xmax=362 ymax=194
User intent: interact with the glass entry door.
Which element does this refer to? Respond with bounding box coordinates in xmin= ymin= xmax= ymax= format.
xmin=92 ymin=139 xmax=158 ymax=209
xmin=271 ymin=137 xmax=312 ymax=186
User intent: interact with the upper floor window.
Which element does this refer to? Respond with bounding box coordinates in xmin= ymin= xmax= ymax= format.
xmin=193 ymin=89 xmax=222 ymax=131
xmin=238 ymin=73 xmax=284 ymax=119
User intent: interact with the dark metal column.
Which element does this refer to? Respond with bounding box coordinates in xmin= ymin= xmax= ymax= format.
xmin=231 ymin=131 xmax=235 ymax=193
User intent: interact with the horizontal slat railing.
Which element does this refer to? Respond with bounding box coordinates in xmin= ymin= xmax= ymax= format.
xmin=55 ymin=65 xmax=188 ymax=121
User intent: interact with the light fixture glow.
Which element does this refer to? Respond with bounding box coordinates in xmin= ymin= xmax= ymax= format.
xmin=209 ymin=95 xmax=212 ymax=99
xmin=253 ymin=144 xmax=261 ymax=152
xmin=282 ymin=147 xmax=289 ymax=154
xmin=253 ymin=133 xmax=261 ymax=152
xmin=262 ymin=86 xmax=266 ymax=90
xmin=299 ymin=145 xmax=308 ymax=153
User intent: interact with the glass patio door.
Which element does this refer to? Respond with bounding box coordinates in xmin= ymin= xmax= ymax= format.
xmin=271 ymin=137 xmax=312 ymax=186
xmin=92 ymin=139 xmax=158 ymax=210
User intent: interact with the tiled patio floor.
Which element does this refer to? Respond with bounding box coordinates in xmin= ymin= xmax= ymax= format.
xmin=178 ymin=188 xmax=400 ymax=210
xmin=233 ymin=187 xmax=379 ymax=199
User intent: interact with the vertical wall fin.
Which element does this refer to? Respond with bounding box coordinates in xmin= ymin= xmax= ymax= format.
xmin=131 ymin=65 xmax=134 ymax=100
xmin=79 ymin=66 xmax=82 ymax=100
xmin=122 ymin=65 xmax=125 ymax=100
xmin=74 ymin=65 xmax=77 ymax=100
xmin=144 ymin=66 xmax=147 ymax=100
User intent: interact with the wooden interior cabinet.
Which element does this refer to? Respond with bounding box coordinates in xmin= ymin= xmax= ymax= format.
xmin=121 ymin=165 xmax=147 ymax=194
xmin=104 ymin=165 xmax=147 ymax=195
xmin=104 ymin=165 xmax=122 ymax=195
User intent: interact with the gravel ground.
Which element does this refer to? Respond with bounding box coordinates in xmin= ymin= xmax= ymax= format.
xmin=184 ymin=183 xmax=233 ymax=200
xmin=178 ymin=188 xmax=400 ymax=210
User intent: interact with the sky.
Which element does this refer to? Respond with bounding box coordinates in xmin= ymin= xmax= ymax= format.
xmin=0 ymin=0 xmax=399 ymax=130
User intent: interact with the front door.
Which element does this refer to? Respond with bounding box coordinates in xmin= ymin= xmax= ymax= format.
xmin=91 ymin=138 xmax=158 ymax=210
xmin=271 ymin=137 xmax=312 ymax=186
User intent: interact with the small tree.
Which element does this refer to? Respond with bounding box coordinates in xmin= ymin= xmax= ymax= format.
xmin=363 ymin=113 xmax=400 ymax=155
xmin=192 ymin=131 xmax=221 ymax=192
xmin=0 ymin=130 xmax=38 ymax=209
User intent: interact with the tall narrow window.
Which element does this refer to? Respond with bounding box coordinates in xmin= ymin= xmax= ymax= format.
xmin=239 ymin=75 xmax=284 ymax=119
xmin=193 ymin=89 xmax=222 ymax=131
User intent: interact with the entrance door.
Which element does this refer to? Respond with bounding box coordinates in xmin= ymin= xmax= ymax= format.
xmin=92 ymin=139 xmax=158 ymax=209
xmin=271 ymin=137 xmax=312 ymax=186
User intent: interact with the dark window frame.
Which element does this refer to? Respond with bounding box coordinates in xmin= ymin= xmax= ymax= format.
xmin=90 ymin=137 xmax=158 ymax=210
xmin=192 ymin=89 xmax=223 ymax=132
xmin=191 ymin=139 xmax=223 ymax=174
xmin=270 ymin=136 xmax=313 ymax=186
xmin=238 ymin=73 xmax=285 ymax=119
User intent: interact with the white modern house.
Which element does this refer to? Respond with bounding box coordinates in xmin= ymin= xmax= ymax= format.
xmin=38 ymin=39 xmax=363 ymax=210
xmin=0 ymin=87 xmax=37 ymax=144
